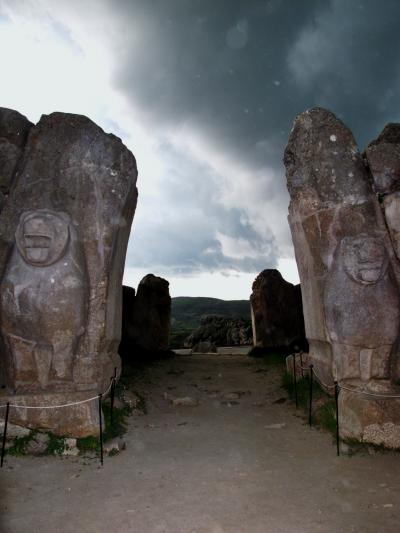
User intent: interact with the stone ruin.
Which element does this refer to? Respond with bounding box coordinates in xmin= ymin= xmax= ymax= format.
xmin=250 ymin=269 xmax=307 ymax=353
xmin=119 ymin=274 xmax=171 ymax=359
xmin=0 ymin=108 xmax=138 ymax=437
xmin=284 ymin=107 xmax=400 ymax=448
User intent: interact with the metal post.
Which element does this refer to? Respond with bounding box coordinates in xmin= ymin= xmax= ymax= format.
xmin=292 ymin=354 xmax=298 ymax=408
xmin=309 ymin=364 xmax=314 ymax=427
xmin=335 ymin=381 xmax=340 ymax=456
xmin=110 ymin=367 xmax=117 ymax=427
xmin=98 ymin=393 xmax=104 ymax=466
xmin=1 ymin=402 xmax=10 ymax=468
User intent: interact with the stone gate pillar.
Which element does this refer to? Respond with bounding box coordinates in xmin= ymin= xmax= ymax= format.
xmin=0 ymin=109 xmax=138 ymax=436
xmin=284 ymin=108 xmax=400 ymax=448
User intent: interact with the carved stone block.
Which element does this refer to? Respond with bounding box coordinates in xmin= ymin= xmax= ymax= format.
xmin=0 ymin=111 xmax=138 ymax=436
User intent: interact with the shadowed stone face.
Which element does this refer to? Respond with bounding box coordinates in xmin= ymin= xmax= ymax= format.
xmin=284 ymin=107 xmax=400 ymax=389
xmin=342 ymin=235 xmax=388 ymax=285
xmin=1 ymin=209 xmax=88 ymax=392
xmin=250 ymin=269 xmax=306 ymax=351
xmin=285 ymin=107 xmax=400 ymax=447
xmin=16 ymin=210 xmax=69 ymax=266
xmin=0 ymin=111 xmax=138 ymax=436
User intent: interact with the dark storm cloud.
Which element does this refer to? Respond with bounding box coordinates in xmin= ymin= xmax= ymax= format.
xmin=105 ymin=0 xmax=400 ymax=273
xmin=127 ymin=138 xmax=278 ymax=275
xmin=112 ymin=0 xmax=400 ymax=152
xmin=111 ymin=0 xmax=322 ymax=167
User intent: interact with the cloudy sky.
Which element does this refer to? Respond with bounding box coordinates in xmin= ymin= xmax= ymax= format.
xmin=1 ymin=0 xmax=399 ymax=298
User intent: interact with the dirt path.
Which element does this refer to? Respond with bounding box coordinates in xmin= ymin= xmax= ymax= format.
xmin=1 ymin=353 xmax=399 ymax=533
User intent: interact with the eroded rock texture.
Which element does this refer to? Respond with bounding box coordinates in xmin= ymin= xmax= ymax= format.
xmin=0 ymin=108 xmax=33 ymax=211
xmin=250 ymin=269 xmax=306 ymax=353
xmin=284 ymin=107 xmax=400 ymax=447
xmin=365 ymin=124 xmax=400 ymax=263
xmin=0 ymin=111 xmax=138 ymax=436
xmin=119 ymin=275 xmax=171 ymax=359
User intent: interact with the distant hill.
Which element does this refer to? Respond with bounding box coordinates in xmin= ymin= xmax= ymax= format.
xmin=172 ymin=296 xmax=250 ymax=328
xmin=170 ymin=297 xmax=250 ymax=346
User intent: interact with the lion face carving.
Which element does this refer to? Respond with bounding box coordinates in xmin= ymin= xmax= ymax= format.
xmin=341 ymin=235 xmax=389 ymax=285
xmin=15 ymin=210 xmax=70 ymax=267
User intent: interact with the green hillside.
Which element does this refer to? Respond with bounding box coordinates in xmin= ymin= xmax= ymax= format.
xmin=170 ymin=296 xmax=251 ymax=348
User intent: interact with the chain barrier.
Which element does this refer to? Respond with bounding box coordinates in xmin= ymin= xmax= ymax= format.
xmin=0 ymin=367 xmax=118 ymax=468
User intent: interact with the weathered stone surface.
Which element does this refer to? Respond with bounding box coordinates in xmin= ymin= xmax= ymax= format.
xmin=284 ymin=107 xmax=399 ymax=389
xmin=0 ymin=420 xmax=31 ymax=439
xmin=250 ymin=269 xmax=306 ymax=352
xmin=104 ymin=437 xmax=126 ymax=454
xmin=382 ymin=193 xmax=400 ymax=261
xmin=284 ymin=107 xmax=400 ymax=447
xmin=324 ymin=235 xmax=399 ymax=390
xmin=365 ymin=124 xmax=400 ymax=262
xmin=0 ymin=391 xmax=102 ymax=437
xmin=62 ymin=437 xmax=79 ymax=456
xmin=25 ymin=432 xmax=50 ymax=455
xmin=119 ymin=275 xmax=171 ymax=358
xmin=365 ymin=123 xmax=400 ymax=194
xmin=184 ymin=315 xmax=252 ymax=348
xmin=286 ymin=352 xmax=311 ymax=383
xmin=0 ymin=108 xmax=33 ymax=208
xmin=0 ymin=111 xmax=138 ymax=436
xmin=339 ymin=390 xmax=400 ymax=448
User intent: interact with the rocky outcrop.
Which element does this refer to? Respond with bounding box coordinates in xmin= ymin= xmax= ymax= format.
xmin=0 ymin=110 xmax=138 ymax=436
xmin=250 ymin=269 xmax=306 ymax=352
xmin=184 ymin=315 xmax=252 ymax=348
xmin=119 ymin=275 xmax=171 ymax=359
xmin=284 ymin=107 xmax=400 ymax=447
xmin=192 ymin=341 xmax=218 ymax=354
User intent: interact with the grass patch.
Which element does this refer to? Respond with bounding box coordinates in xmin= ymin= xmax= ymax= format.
xmin=282 ymin=372 xmax=310 ymax=408
xmin=77 ymin=435 xmax=99 ymax=453
xmin=45 ymin=433 xmax=66 ymax=455
xmin=108 ymin=448 xmax=119 ymax=457
xmin=77 ymin=401 xmax=132 ymax=454
xmin=282 ymin=371 xmax=338 ymax=437
xmin=7 ymin=430 xmax=69 ymax=456
xmin=247 ymin=348 xmax=287 ymax=366
xmin=7 ymin=431 xmax=36 ymax=456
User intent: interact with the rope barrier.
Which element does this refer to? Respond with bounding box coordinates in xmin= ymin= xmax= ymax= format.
xmin=311 ymin=367 xmax=336 ymax=391
xmin=290 ymin=352 xmax=400 ymax=397
xmin=338 ymin=384 xmax=400 ymax=399
xmin=0 ymin=380 xmax=113 ymax=410
xmin=289 ymin=352 xmax=400 ymax=457
xmin=1 ymin=368 xmax=118 ymax=468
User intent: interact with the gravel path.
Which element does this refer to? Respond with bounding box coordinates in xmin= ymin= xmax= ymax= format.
xmin=1 ymin=353 xmax=399 ymax=533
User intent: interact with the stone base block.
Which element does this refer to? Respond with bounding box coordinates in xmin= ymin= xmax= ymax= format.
xmin=286 ymin=352 xmax=311 ymax=382
xmin=339 ymin=388 xmax=400 ymax=449
xmin=0 ymin=391 xmax=103 ymax=437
